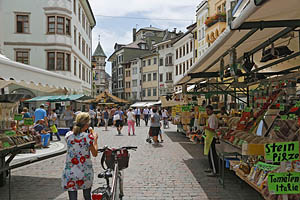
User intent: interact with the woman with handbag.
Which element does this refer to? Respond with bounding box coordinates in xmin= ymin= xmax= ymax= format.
xmin=49 ymin=109 xmax=61 ymax=141
xmin=127 ymin=108 xmax=135 ymax=136
xmin=113 ymin=107 xmax=124 ymax=135
xmin=62 ymin=112 xmax=98 ymax=200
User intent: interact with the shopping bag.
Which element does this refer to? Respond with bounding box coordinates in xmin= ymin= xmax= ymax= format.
xmin=50 ymin=125 xmax=58 ymax=133
xmin=113 ymin=113 xmax=120 ymax=121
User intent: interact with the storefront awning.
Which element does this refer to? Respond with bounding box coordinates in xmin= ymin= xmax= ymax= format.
xmin=25 ymin=95 xmax=90 ymax=102
xmin=176 ymin=0 xmax=300 ymax=85
xmin=0 ymin=54 xmax=82 ymax=92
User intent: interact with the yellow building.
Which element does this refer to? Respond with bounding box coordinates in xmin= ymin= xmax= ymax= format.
xmin=124 ymin=62 xmax=132 ymax=100
xmin=206 ymin=0 xmax=227 ymax=45
xmin=141 ymin=53 xmax=159 ymax=101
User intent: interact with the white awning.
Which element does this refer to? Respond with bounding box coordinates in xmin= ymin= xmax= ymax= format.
xmin=0 ymin=54 xmax=82 ymax=92
xmin=130 ymin=102 xmax=148 ymax=108
xmin=176 ymin=0 xmax=300 ymax=85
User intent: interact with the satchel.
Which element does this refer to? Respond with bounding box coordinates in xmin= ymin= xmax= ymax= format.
xmin=113 ymin=113 xmax=120 ymax=121
xmin=101 ymin=148 xmax=129 ymax=170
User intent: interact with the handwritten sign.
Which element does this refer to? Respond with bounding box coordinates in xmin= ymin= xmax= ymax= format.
xmin=254 ymin=162 xmax=279 ymax=171
xmin=14 ymin=114 xmax=23 ymax=121
xmin=281 ymin=115 xmax=288 ymax=120
xmin=265 ymin=142 xmax=299 ymax=162
xmin=268 ymin=172 xmax=300 ymax=194
xmin=279 ymin=105 xmax=285 ymax=111
xmin=5 ymin=131 xmax=16 ymax=136
xmin=24 ymin=118 xmax=34 ymax=126
xmin=3 ymin=142 xmax=11 ymax=148
xmin=274 ymin=126 xmax=281 ymax=131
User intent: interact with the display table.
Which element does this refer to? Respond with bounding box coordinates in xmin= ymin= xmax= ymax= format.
xmin=0 ymin=141 xmax=35 ymax=186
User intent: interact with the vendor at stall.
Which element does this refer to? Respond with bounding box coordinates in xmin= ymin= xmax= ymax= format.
xmin=203 ymin=105 xmax=219 ymax=177
xmin=34 ymin=119 xmax=50 ymax=148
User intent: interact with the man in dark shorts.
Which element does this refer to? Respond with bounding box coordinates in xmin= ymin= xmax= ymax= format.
xmin=150 ymin=108 xmax=161 ymax=144
xmin=114 ymin=107 xmax=124 ymax=135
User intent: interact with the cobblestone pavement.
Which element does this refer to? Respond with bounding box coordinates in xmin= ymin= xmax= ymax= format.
xmin=0 ymin=122 xmax=262 ymax=200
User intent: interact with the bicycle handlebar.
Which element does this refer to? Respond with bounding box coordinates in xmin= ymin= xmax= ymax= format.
xmin=97 ymin=146 xmax=137 ymax=152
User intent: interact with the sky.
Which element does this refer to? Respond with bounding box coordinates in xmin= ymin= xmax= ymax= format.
xmin=89 ymin=0 xmax=201 ymax=75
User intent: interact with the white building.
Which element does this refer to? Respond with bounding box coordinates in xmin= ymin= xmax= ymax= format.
xmin=92 ymin=41 xmax=107 ymax=96
xmin=196 ymin=0 xmax=209 ymax=59
xmin=0 ymin=0 xmax=96 ymax=95
xmin=130 ymin=58 xmax=142 ymax=101
xmin=173 ymin=24 xmax=197 ymax=92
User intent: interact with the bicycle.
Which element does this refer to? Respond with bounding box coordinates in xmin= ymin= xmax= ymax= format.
xmin=92 ymin=146 xmax=137 ymax=200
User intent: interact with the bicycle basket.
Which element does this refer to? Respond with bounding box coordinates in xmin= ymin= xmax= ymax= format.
xmin=101 ymin=148 xmax=130 ymax=170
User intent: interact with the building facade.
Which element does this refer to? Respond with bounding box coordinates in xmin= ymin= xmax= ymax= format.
xmin=173 ymin=24 xmax=197 ymax=92
xmin=124 ymin=62 xmax=132 ymax=100
xmin=129 ymin=58 xmax=142 ymax=101
xmin=196 ymin=0 xmax=209 ymax=61
xmin=92 ymin=41 xmax=107 ymax=96
xmin=0 ymin=0 xmax=96 ymax=95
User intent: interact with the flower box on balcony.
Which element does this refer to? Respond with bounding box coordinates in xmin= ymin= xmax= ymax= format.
xmin=205 ymin=13 xmax=226 ymax=27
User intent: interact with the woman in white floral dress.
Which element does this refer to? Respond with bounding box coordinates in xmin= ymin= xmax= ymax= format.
xmin=62 ymin=112 xmax=98 ymax=200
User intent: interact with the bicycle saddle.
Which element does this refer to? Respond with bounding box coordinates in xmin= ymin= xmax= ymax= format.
xmin=98 ymin=170 xmax=113 ymax=179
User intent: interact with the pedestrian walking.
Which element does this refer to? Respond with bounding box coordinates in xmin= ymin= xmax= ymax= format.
xmin=134 ymin=107 xmax=141 ymax=126
xmin=22 ymin=107 xmax=31 ymax=119
xmin=62 ymin=112 xmax=98 ymax=200
xmin=143 ymin=107 xmax=150 ymax=126
xmin=49 ymin=109 xmax=61 ymax=141
xmin=203 ymin=105 xmax=219 ymax=177
xmin=113 ymin=107 xmax=124 ymax=135
xmin=103 ymin=107 xmax=110 ymax=131
xmin=62 ymin=106 xmax=74 ymax=129
xmin=150 ymin=108 xmax=161 ymax=144
xmin=96 ymin=109 xmax=102 ymax=127
xmin=88 ymin=108 xmax=96 ymax=129
xmin=161 ymin=108 xmax=169 ymax=129
xmin=127 ymin=108 xmax=135 ymax=136
xmin=34 ymin=104 xmax=48 ymax=126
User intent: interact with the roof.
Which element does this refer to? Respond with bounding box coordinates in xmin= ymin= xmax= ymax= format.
xmin=93 ymin=42 xmax=106 ymax=57
xmin=87 ymin=90 xmax=129 ymax=104
xmin=137 ymin=27 xmax=164 ymax=33
xmin=26 ymin=95 xmax=91 ymax=102
xmin=124 ymin=39 xmax=146 ymax=48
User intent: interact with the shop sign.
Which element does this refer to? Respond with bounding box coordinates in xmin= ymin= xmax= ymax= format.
xmin=254 ymin=162 xmax=279 ymax=171
xmin=265 ymin=141 xmax=299 ymax=162
xmin=268 ymin=172 xmax=300 ymax=194
xmin=24 ymin=118 xmax=34 ymax=126
xmin=14 ymin=114 xmax=23 ymax=121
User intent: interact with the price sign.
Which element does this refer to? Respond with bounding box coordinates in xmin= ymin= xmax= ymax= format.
xmin=280 ymin=115 xmax=288 ymax=120
xmin=5 ymin=131 xmax=16 ymax=136
xmin=24 ymin=118 xmax=34 ymax=126
xmin=199 ymin=107 xmax=205 ymax=112
xmin=268 ymin=172 xmax=300 ymax=194
xmin=182 ymin=106 xmax=190 ymax=112
xmin=289 ymin=114 xmax=297 ymax=120
xmin=14 ymin=114 xmax=23 ymax=121
xmin=279 ymin=105 xmax=285 ymax=111
xmin=254 ymin=162 xmax=279 ymax=171
xmin=295 ymin=101 xmax=300 ymax=107
xmin=265 ymin=141 xmax=300 ymax=162
xmin=244 ymin=107 xmax=251 ymax=112
xmin=274 ymin=126 xmax=281 ymax=131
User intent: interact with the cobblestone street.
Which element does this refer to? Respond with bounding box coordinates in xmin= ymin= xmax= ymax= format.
xmin=0 ymin=122 xmax=262 ymax=200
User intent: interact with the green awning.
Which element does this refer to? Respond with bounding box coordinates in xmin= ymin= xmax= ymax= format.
xmin=25 ymin=95 xmax=90 ymax=102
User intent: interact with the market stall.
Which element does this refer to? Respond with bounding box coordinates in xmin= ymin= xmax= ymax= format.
xmin=0 ymin=94 xmax=36 ymax=186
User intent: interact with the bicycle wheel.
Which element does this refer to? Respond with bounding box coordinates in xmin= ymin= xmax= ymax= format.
xmin=118 ymin=171 xmax=124 ymax=200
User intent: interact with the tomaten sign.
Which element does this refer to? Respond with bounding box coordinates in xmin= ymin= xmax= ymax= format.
xmin=265 ymin=142 xmax=299 ymax=162
xmin=268 ymin=172 xmax=300 ymax=194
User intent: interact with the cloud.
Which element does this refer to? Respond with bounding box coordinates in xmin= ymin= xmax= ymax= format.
xmin=89 ymin=0 xmax=202 ymax=75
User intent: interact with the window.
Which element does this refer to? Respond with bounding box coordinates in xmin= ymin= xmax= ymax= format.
xmin=153 ymin=57 xmax=157 ymax=64
xmin=165 ymin=55 xmax=173 ymax=66
xmin=176 ymin=49 xmax=178 ymax=59
xmin=147 ymin=88 xmax=151 ymax=96
xmin=47 ymin=52 xmax=55 ymax=70
xmin=126 ymin=70 xmax=130 ymax=77
xmin=198 ymin=30 xmax=201 ymax=41
xmin=183 ymin=46 xmax=185 ymax=56
xmin=56 ymin=52 xmax=64 ymax=70
xmin=186 ymin=43 xmax=189 ymax=54
xmin=74 ymin=26 xmax=77 ymax=45
xmin=143 ymin=74 xmax=146 ymax=82
xmin=202 ymin=27 xmax=205 ymax=39
xmin=132 ymin=92 xmax=137 ymax=99
xmin=179 ymin=64 xmax=182 ymax=74
xmin=57 ymin=17 xmax=65 ymax=34
xmin=153 ymin=73 xmax=157 ymax=81
xmin=190 ymin=58 xmax=193 ymax=67
xmin=190 ymin=41 xmax=193 ymax=51
xmin=86 ymin=44 xmax=88 ymax=58
xmin=142 ymin=89 xmax=146 ymax=97
xmin=194 ymin=31 xmax=197 ymax=40
xmin=47 ymin=52 xmax=71 ymax=71
xmin=159 ymin=58 xmax=163 ymax=66
xmin=179 ymin=47 xmax=182 ymax=58
xmin=74 ymin=57 xmax=77 ymax=76
xmin=148 ymin=73 xmax=151 ymax=81
xmin=132 ymin=67 xmax=137 ymax=75
xmin=153 ymin=88 xmax=157 ymax=96
xmin=47 ymin=16 xmax=55 ymax=33
xmin=142 ymin=60 xmax=146 ymax=67
xmin=66 ymin=19 xmax=71 ymax=35
xmin=186 ymin=60 xmax=189 ymax=70
xmin=73 ymin=0 xmax=76 ymax=14
xmin=183 ymin=62 xmax=185 ymax=74
xmin=78 ymin=34 xmax=81 ymax=50
xmin=160 ymin=74 xmax=163 ymax=82
xmin=82 ymin=67 xmax=85 ymax=81
xmin=16 ymin=51 xmax=29 ymax=64
xmin=78 ymin=5 xmax=81 ymax=22
xmin=217 ymin=6 xmax=221 ymax=13
xmin=176 ymin=65 xmax=178 ymax=75
xmin=148 ymin=59 xmax=151 ymax=66
xmin=195 ymin=49 xmax=198 ymax=58
xmin=82 ymin=39 xmax=85 ymax=55
xmin=82 ymin=12 xmax=85 ymax=30
xmin=132 ymin=80 xmax=137 ymax=87
xmin=79 ymin=62 xmax=81 ymax=79
xmin=16 ymin=15 xmax=29 ymax=33
xmin=126 ymin=81 xmax=130 ymax=88
xmin=166 ymin=72 xmax=172 ymax=81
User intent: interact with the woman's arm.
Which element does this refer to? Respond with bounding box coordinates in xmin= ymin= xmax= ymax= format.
xmin=89 ymin=132 xmax=98 ymax=157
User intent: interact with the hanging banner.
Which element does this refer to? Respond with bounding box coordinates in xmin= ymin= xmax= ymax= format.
xmin=268 ymin=172 xmax=300 ymax=194
xmin=265 ymin=141 xmax=299 ymax=162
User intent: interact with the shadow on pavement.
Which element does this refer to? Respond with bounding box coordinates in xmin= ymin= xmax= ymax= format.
xmin=0 ymin=175 xmax=64 ymax=200
xmin=165 ymin=131 xmax=264 ymax=200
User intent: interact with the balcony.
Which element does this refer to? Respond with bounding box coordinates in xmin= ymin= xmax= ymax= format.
xmin=205 ymin=13 xmax=227 ymax=45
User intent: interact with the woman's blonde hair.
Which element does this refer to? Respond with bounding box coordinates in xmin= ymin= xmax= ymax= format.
xmin=73 ymin=112 xmax=90 ymax=135
xmin=23 ymin=107 xmax=28 ymax=112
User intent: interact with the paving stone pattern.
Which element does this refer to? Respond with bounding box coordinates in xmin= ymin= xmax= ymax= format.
xmin=0 ymin=122 xmax=262 ymax=200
